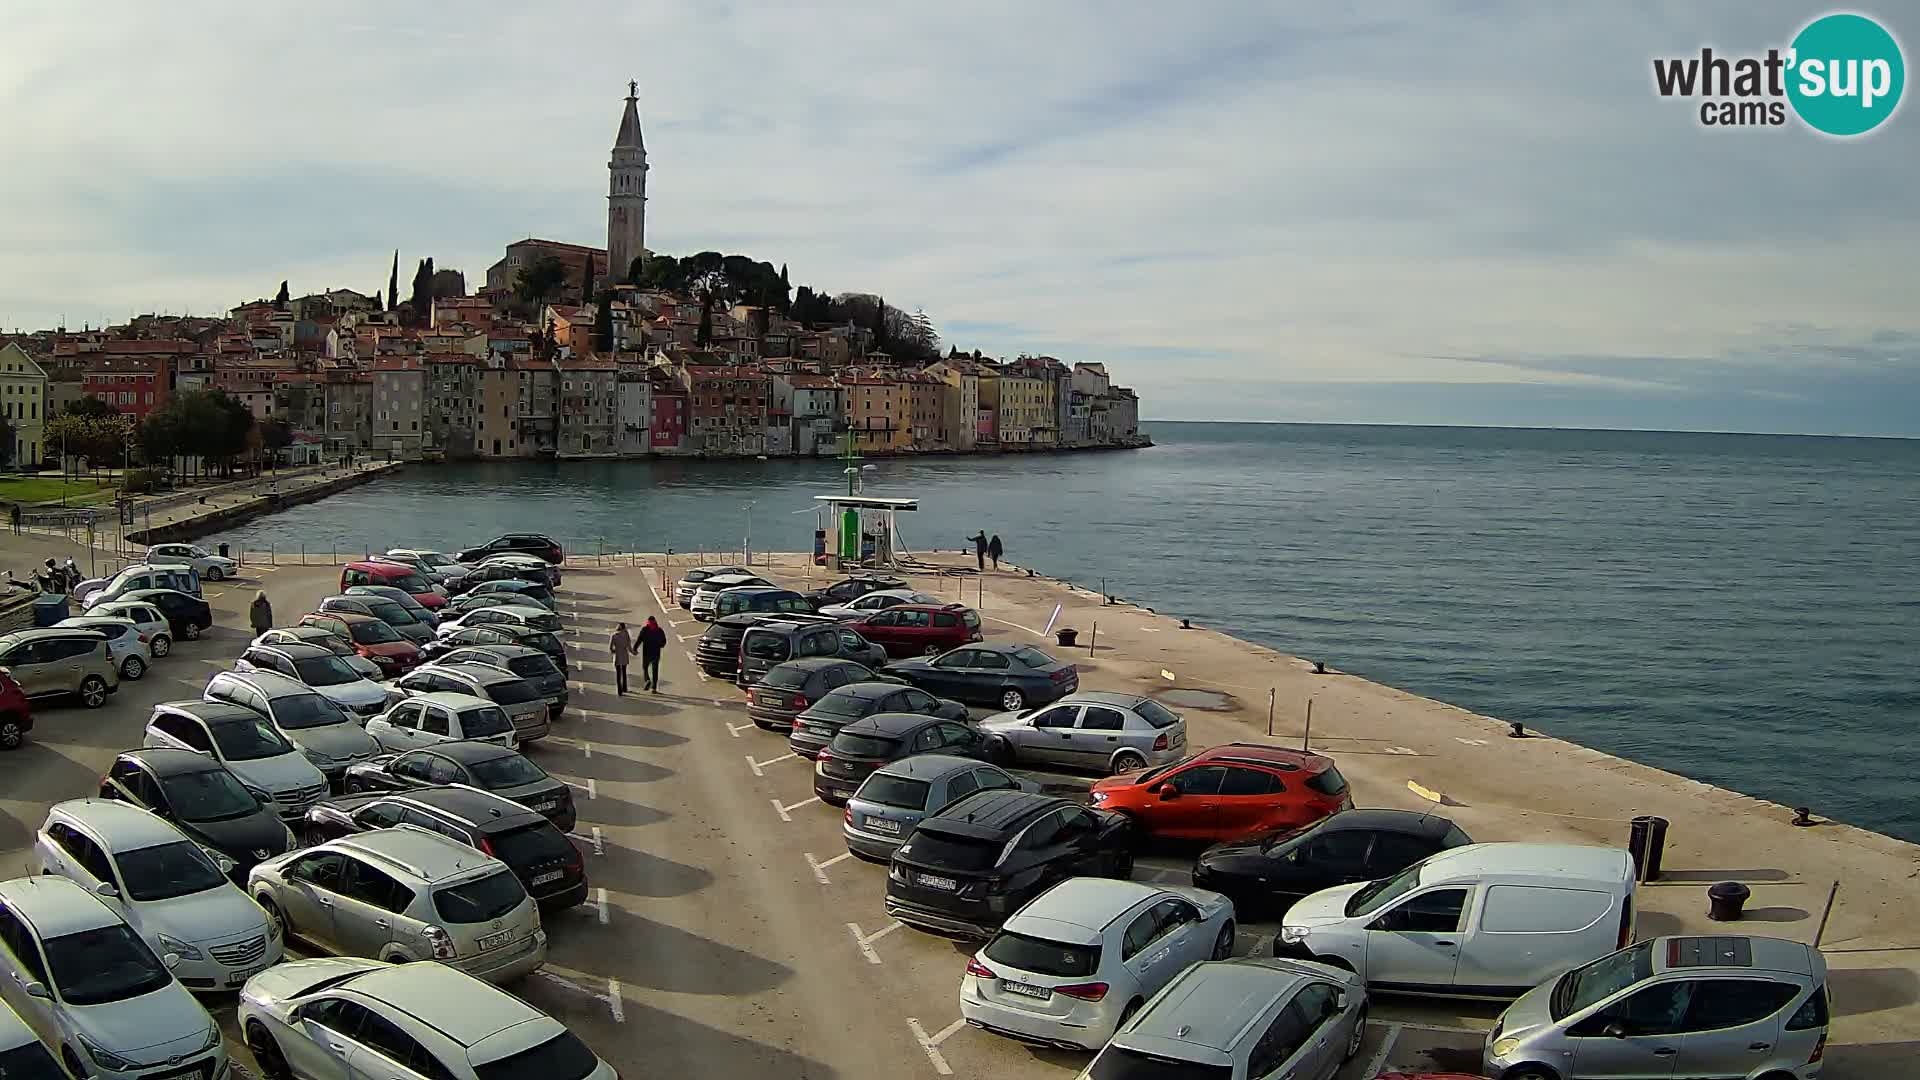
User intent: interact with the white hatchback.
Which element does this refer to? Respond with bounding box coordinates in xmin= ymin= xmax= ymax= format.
xmin=55 ymin=615 xmax=153 ymax=680
xmin=816 ymin=588 xmax=945 ymax=621
xmin=144 ymin=543 xmax=239 ymax=582
xmin=87 ymin=600 xmax=176 ymax=658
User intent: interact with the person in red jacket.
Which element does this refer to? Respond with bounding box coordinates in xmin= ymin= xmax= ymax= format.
xmin=638 ymin=616 xmax=668 ymax=692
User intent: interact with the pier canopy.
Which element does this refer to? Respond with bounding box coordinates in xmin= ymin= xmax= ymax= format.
xmin=813 ymin=495 xmax=918 ymax=569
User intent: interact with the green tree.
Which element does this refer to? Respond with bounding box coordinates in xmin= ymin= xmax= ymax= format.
xmin=274 ymin=280 xmax=290 ymax=309
xmin=63 ymin=395 xmax=119 ymax=419
xmin=138 ymin=408 xmax=183 ymax=477
xmin=777 ymin=263 xmax=791 ymax=314
xmin=387 ymin=250 xmax=399 ymax=311
xmin=0 ymin=413 xmax=13 ymax=467
xmin=592 ymin=291 xmax=615 ymax=353
xmin=409 ymin=257 xmax=436 ymax=317
xmin=44 ymin=414 xmax=87 ymax=478
xmin=690 ymin=270 xmax=730 ymax=349
xmin=516 ymin=256 xmax=570 ymax=305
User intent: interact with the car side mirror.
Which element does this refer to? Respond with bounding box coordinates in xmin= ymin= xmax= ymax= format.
xmin=23 ymin=981 xmax=49 ymax=1000
xmin=94 ymin=881 xmax=119 ymax=899
xmin=1158 ymin=786 xmax=1180 ymax=801
xmin=1331 ymin=989 xmax=1348 ymax=1012
xmin=1604 ymin=1022 xmax=1629 ymax=1039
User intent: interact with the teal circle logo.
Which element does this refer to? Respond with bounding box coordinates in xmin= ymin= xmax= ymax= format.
xmin=1787 ymin=13 xmax=1905 ymax=136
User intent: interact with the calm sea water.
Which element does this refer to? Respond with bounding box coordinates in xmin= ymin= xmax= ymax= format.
xmin=208 ymin=424 xmax=1920 ymax=841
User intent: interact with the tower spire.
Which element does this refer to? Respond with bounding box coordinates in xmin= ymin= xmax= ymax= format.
xmin=607 ymin=80 xmax=650 ymax=284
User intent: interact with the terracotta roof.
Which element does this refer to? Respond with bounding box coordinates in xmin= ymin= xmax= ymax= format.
xmin=372 ymin=357 xmax=422 ymax=371
xmin=558 ymin=354 xmax=618 ymax=371
xmin=786 ymin=374 xmax=839 ymax=389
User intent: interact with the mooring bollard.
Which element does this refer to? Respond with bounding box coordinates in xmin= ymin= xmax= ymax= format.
xmin=1088 ymin=622 xmax=1097 ymax=656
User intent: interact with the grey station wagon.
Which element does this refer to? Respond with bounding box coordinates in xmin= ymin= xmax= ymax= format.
xmin=843 ymin=755 xmax=1033 ymax=861
xmin=789 ymin=681 xmax=969 ymax=760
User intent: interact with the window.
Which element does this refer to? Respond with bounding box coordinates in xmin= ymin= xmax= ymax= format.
xmin=944 ymin=770 xmax=979 ymax=801
xmin=425 ymin=756 xmax=463 ymax=784
xmin=422 ymin=708 xmax=452 ymax=736
xmin=1786 ymin=985 xmax=1829 ymax=1030
xmin=291 ymin=851 xmax=347 ymax=890
xmin=910 ymin=726 xmax=943 ymax=753
xmin=0 ymin=905 xmax=47 ymax=983
xmin=971 ymin=767 xmax=1018 ymax=792
xmin=1306 ymin=829 xmax=1375 ymax=865
xmin=1683 ymin=979 xmax=1802 ymax=1031
xmin=393 ymin=754 xmax=436 ymax=781
xmin=1367 ymin=832 xmax=1437 ymax=873
xmin=1120 ymin=909 xmax=1160 ymax=960
xmin=1079 ymin=707 xmax=1126 ymax=732
xmin=1570 ymin=980 xmax=1694 ymax=1038
xmin=386 ymin=703 xmax=420 ymax=730
xmin=1018 ymin=810 xmax=1066 ymax=850
xmin=354 ymin=802 xmax=407 ymax=829
xmin=1166 ymin=764 xmax=1227 ymax=796
xmin=1247 ymin=996 xmax=1315 ymax=1078
xmin=1033 ymin=706 xmax=1079 ymax=729
xmin=1374 ymin=888 xmax=1469 ymax=934
xmin=1219 ymin=767 xmax=1279 ymax=796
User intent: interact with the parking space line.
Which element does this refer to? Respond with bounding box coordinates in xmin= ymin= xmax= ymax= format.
xmin=1361 ymin=1022 xmax=1401 ymax=1078
xmin=806 ymin=851 xmax=853 ymax=884
xmin=726 ymin=721 xmax=755 ymax=738
xmin=581 ymin=741 xmax=592 ymax=759
xmin=771 ymin=796 xmax=820 ymax=822
xmin=594 ymin=887 xmax=609 ymax=925
xmin=906 ymin=1017 xmax=963 ymax=1075
xmin=568 ymin=827 xmax=605 ymax=855
xmin=564 ymin=778 xmax=597 ymax=799
xmin=677 ymin=633 xmax=699 ymax=642
xmin=747 ymin=752 xmax=797 ymax=776
xmin=847 ymin=920 xmax=903 ymax=964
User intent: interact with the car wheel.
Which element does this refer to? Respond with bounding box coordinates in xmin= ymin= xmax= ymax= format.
xmin=1344 ymin=1005 xmax=1367 ymax=1061
xmin=1212 ymin=921 xmax=1235 ymax=960
xmin=183 ymin=622 xmax=201 ymax=640
xmin=984 ymin=737 xmax=1013 ymax=765
xmin=1110 ymin=749 xmax=1147 ymax=774
xmin=206 ymin=566 xmax=225 ymax=581
xmin=999 ymin=688 xmax=1025 ymax=711
xmin=922 ymin=643 xmax=943 ymax=655
xmin=257 ymin=896 xmax=287 ymax=938
xmin=1117 ymin=998 xmax=1145 ymax=1028
xmin=150 ymin=633 xmax=172 ymax=657
xmin=121 ymin=655 xmax=146 ymax=680
xmin=246 ymin=1021 xmax=293 ymax=1080
xmin=1111 ymin=848 xmax=1134 ymax=879
xmin=79 ymin=676 xmax=108 ymax=708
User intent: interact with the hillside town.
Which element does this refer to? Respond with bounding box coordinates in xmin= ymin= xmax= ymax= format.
xmin=0 ymin=85 xmax=1145 ymax=472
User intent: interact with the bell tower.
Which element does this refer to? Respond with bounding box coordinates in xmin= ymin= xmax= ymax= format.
xmin=607 ymin=80 xmax=648 ymax=284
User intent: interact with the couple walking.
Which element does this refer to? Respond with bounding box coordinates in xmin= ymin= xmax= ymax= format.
xmin=610 ymin=617 xmax=667 ymax=694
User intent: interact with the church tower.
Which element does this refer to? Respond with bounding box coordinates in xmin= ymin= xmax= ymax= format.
xmin=607 ymin=81 xmax=648 ymax=284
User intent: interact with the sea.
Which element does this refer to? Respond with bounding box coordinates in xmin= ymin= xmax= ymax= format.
xmin=205 ymin=423 xmax=1920 ymax=843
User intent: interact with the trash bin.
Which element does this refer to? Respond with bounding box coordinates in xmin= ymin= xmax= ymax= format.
xmin=1056 ymin=628 xmax=1079 ymax=647
xmin=1708 ymin=881 xmax=1751 ymax=921
xmin=31 ymin=595 xmax=70 ymax=627
xmin=218 ymin=542 xmax=230 ymax=558
xmin=1627 ymin=815 xmax=1670 ymax=881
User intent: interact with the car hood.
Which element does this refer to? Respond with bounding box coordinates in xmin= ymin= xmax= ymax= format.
xmin=884 ymin=658 xmax=934 ymax=675
xmin=140 ymin=885 xmax=270 ymax=945
xmin=244 ymin=957 xmax=386 ymax=1012
xmin=977 ymin=709 xmax=1037 ymax=734
xmin=1282 ymin=882 xmax=1368 ymax=929
xmin=344 ymin=655 xmax=385 ymax=680
xmin=66 ymin=981 xmax=212 ymax=1057
xmin=362 ymin=641 xmax=417 ymax=659
xmin=285 ymin=723 xmax=378 ymax=761
xmin=181 ymin=810 xmax=291 ymax=860
xmin=226 ymin=752 xmax=327 ymax=795
xmin=1493 ymin=975 xmax=1561 ymax=1044
xmin=313 ymin=680 xmax=387 ymax=709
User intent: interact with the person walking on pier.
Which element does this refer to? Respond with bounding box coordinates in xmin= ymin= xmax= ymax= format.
xmin=610 ymin=622 xmax=634 ymax=696
xmin=638 ymin=616 xmax=667 ymax=692
xmin=988 ymin=534 xmax=1003 ymax=570
xmin=249 ymin=591 xmax=273 ymax=635
xmin=967 ymin=530 xmax=988 ymax=571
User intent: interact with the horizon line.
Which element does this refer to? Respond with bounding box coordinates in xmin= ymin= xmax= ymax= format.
xmin=1138 ymin=419 xmax=1920 ymax=442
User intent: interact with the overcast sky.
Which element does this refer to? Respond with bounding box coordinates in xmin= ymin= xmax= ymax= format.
xmin=3 ymin=2 xmax=1915 ymax=435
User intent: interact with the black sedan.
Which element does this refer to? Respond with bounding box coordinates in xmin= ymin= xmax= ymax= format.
xmin=812 ymin=712 xmax=990 ymax=804
xmin=805 ymin=575 xmax=908 ymax=608
xmin=789 ymin=681 xmax=969 ymax=760
xmin=99 ymin=749 xmax=293 ymax=880
xmin=1191 ymin=808 xmax=1474 ymax=914
xmin=122 ymin=587 xmax=213 ymax=640
xmin=341 ymin=741 xmax=575 ymax=831
xmin=884 ymin=642 xmax=1079 ymax=711
xmin=457 ymin=533 xmax=564 ymax=565
xmin=424 ymin=624 xmax=569 ymax=674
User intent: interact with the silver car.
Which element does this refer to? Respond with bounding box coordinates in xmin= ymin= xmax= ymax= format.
xmin=366 ymin=691 xmax=517 ymax=753
xmin=436 ymin=603 xmax=562 ymax=636
xmin=1077 ymin=956 xmax=1368 ymax=1080
xmin=844 ymin=755 xmax=1034 ymax=860
xmin=386 ymin=662 xmax=551 ymax=743
xmin=979 ymin=692 xmax=1189 ymax=774
xmin=143 ymin=700 xmax=331 ymax=821
xmin=674 ymin=565 xmax=750 ymax=607
xmin=203 ymin=670 xmax=379 ymax=787
xmin=962 ymin=878 xmax=1237 ymax=1050
xmin=317 ymin=595 xmax=435 ymax=644
xmin=143 ymin=542 xmax=239 ymax=582
xmin=236 ymin=641 xmax=389 ymax=718
xmin=253 ymin=626 xmax=385 ymax=681
xmin=1485 ymin=935 xmax=1831 ymax=1080
xmin=55 ymin=615 xmax=153 ymax=680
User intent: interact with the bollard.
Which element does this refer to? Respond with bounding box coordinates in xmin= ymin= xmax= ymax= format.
xmin=1056 ymin=628 xmax=1078 ymax=647
xmin=1180 ymin=618 xmax=1191 ymax=629
xmin=1088 ymin=622 xmax=1097 ymax=656
xmin=1627 ymin=816 xmax=1669 ymax=881
xmin=1312 ymin=660 xmax=1327 ymax=674
xmin=1707 ymin=881 xmax=1750 ymax=921
xmin=1792 ymin=807 xmax=1816 ymax=827
xmin=1813 ymin=881 xmax=1840 ymax=947
xmin=1509 ymin=721 xmax=1527 ymax=738
xmin=1302 ymin=698 xmax=1313 ymax=750
xmin=1266 ymin=689 xmax=1276 ymax=736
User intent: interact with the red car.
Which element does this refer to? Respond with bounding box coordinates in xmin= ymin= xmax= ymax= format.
xmin=1089 ymin=742 xmax=1351 ymax=841
xmin=342 ymin=560 xmax=447 ymax=611
xmin=0 ymin=669 xmax=32 ymax=750
xmin=846 ymin=603 xmax=982 ymax=658
xmin=298 ymin=611 xmax=422 ymax=675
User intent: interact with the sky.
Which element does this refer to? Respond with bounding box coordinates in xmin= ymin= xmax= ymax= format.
xmin=2 ymin=2 xmax=1916 ymax=436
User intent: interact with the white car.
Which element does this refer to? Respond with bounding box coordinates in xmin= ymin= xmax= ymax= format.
xmin=385 ymin=548 xmax=475 ymax=585
xmin=960 ymin=878 xmax=1237 ymax=1050
xmin=87 ymin=599 xmax=175 ymax=658
xmin=254 ymin=626 xmax=386 ymax=681
xmin=435 ymin=603 xmax=561 ymax=637
xmin=0 ymin=875 xmax=226 ymax=1080
xmin=143 ymin=700 xmax=331 ymax=821
xmin=144 ymin=542 xmax=239 ymax=582
xmin=816 ymin=588 xmax=945 ymax=621
xmin=80 ymin=563 xmax=202 ymax=611
xmin=55 ymin=615 xmax=153 ymax=680
xmin=0 ymin=997 xmax=63 ymax=1077
xmin=674 ymin=564 xmax=750 ymax=606
xmin=35 ymin=799 xmax=283 ymax=992
xmin=366 ymin=691 xmax=517 ymax=753
xmin=203 ymin=671 xmax=380 ymax=787
xmin=235 ymin=642 xmax=389 ymax=718
xmin=688 ymin=573 xmax=775 ymax=618
xmin=239 ymin=957 xmax=617 ymax=1080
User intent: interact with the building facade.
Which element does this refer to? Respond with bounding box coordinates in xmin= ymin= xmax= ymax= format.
xmin=606 ymin=82 xmax=649 ymax=284
xmin=788 ymin=374 xmax=843 ymax=457
xmin=0 ymin=342 xmax=48 ymax=467
xmin=557 ymin=354 xmax=619 ymax=457
xmin=372 ymin=358 xmax=425 ymax=459
xmin=688 ymin=365 xmax=767 ymax=455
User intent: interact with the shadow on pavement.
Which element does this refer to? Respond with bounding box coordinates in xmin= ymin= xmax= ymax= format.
xmin=563 ymin=714 xmax=689 ymax=749
xmin=561 ymin=909 xmax=794 ymax=995
xmin=588 ymin=843 xmax=716 ymax=899
xmin=1829 ymin=966 xmax=1920 ymax=1014
xmin=570 ymin=795 xmax=671 ymax=830
xmin=551 ymin=751 xmax=673 ymax=785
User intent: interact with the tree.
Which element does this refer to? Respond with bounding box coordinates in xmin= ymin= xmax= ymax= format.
xmin=516 ymin=256 xmax=570 ymax=305
xmin=409 ymin=257 xmax=435 ymax=317
xmin=138 ymin=409 xmax=182 ymax=476
xmin=690 ymin=270 xmax=730 ymax=349
xmin=387 ymin=250 xmax=399 ymax=311
xmin=274 ymin=280 xmax=290 ymax=309
xmin=592 ymin=291 xmax=615 ymax=353
xmin=45 ymin=414 xmax=86 ymax=477
xmin=627 ymin=256 xmax=648 ymax=285
xmin=0 ymin=414 xmax=13 ymax=468
xmin=431 ymin=268 xmax=466 ymax=298
xmin=63 ymin=395 xmax=119 ymax=419
xmin=777 ymin=263 xmax=791 ymax=314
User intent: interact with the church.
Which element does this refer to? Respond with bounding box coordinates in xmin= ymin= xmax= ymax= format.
xmin=482 ymin=83 xmax=650 ymax=304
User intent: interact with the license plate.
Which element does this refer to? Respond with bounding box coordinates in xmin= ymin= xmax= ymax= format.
xmin=806 ymin=724 xmax=831 ymax=736
xmin=1001 ymin=979 xmax=1051 ymax=1000
xmin=477 ymin=931 xmax=513 ymax=951
xmin=227 ymin=965 xmax=265 ymax=987
xmin=148 ymin=1062 xmax=207 ymax=1080
xmin=533 ymin=799 xmax=559 ymax=811
xmin=915 ymin=873 xmax=958 ymax=891
xmin=531 ymin=871 xmax=564 ymax=886
xmin=866 ymin=817 xmax=902 ymax=835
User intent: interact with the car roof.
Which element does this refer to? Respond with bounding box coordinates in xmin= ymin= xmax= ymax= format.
xmin=826 ymin=681 xmax=903 ymax=701
xmin=369 ymin=786 xmax=542 ymax=828
xmin=1063 ymin=690 xmax=1148 ymax=707
xmin=768 ymin=657 xmax=858 ymax=674
xmin=213 ymin=669 xmax=315 ymax=699
xmin=410 ymin=691 xmax=495 ymax=713
xmin=310 ymin=610 xmax=378 ymax=624
xmin=471 ymin=604 xmax=550 ymax=618
xmin=1192 ymin=742 xmax=1334 ymax=773
xmin=1123 ymin=959 xmax=1322 ymax=1054
xmin=446 ymin=644 xmax=542 ymax=661
xmin=890 ymin=603 xmax=970 ymax=614
xmin=154 ymin=699 xmax=266 ymax=725
xmin=1314 ymin=808 xmax=1457 ymax=838
xmin=841 ymin=712 xmax=942 ymax=737
xmin=923 ymin=789 xmax=1060 ymax=838
xmin=1417 ymin=843 xmax=1630 ymax=886
xmin=122 ymin=588 xmax=200 ymax=601
xmin=1010 ymin=879 xmax=1164 ymax=940
xmin=870 ymin=754 xmax=985 ymax=781
xmin=424 ymin=740 xmax=520 ymax=763
xmin=58 ymin=615 xmax=136 ymax=627
xmin=429 ymin=662 xmax=513 ymax=685
xmin=253 ymin=642 xmax=335 ymax=661
xmin=118 ymin=746 xmax=233 ymax=777
xmin=1655 ymin=936 xmax=1818 ymax=976
xmin=51 ymin=797 xmax=191 ymax=852
xmin=719 ymin=585 xmax=784 ymax=595
xmin=335 ymin=827 xmax=499 ymax=881
xmin=0 ymin=627 xmax=105 ymax=645
xmin=0 ymin=875 xmax=122 ymax=937
xmin=345 ymin=962 xmax=544 ymax=1046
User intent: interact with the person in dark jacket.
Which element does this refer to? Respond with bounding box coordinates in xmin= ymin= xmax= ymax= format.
xmin=610 ymin=622 xmax=633 ymax=695
xmin=638 ymin=616 xmax=667 ymax=691
xmin=249 ymin=591 xmax=273 ymax=635
xmin=967 ymin=531 xmax=988 ymax=571
xmin=987 ymin=534 xmax=1003 ymax=570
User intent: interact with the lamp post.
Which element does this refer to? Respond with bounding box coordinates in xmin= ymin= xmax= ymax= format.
xmin=743 ymin=499 xmax=756 ymax=565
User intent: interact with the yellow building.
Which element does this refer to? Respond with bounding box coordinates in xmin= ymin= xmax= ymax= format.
xmin=981 ymin=367 xmax=1050 ymax=446
xmin=0 ymin=342 xmax=49 ymax=467
xmin=844 ymin=376 xmax=912 ymax=451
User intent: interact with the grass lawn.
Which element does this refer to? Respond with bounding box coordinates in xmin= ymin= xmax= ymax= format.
xmin=0 ymin=474 xmax=120 ymax=506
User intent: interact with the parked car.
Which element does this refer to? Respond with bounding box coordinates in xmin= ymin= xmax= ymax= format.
xmin=249 ymin=827 xmax=546 ymax=983
xmin=300 ymin=786 xmax=588 ymax=910
xmin=814 ymin=713 xmax=990 ymax=805
xmin=711 ymin=586 xmax=816 ymax=621
xmin=790 ymin=681 xmax=970 ymax=760
xmin=384 ymin=662 xmax=550 ymax=743
xmin=204 ymin=670 xmax=380 ymax=787
xmin=253 ymin=625 xmax=385 ymax=681
xmin=0 ymin=999 xmax=62 ymax=1079
xmin=35 ymin=798 xmax=283 ymax=992
xmin=886 ymin=642 xmax=1077 ymax=711
xmin=746 ymin=657 xmax=886 ymax=731
xmin=0 ymin=876 xmax=227 ymax=1080
xmin=0 ymin=628 xmax=118 ymax=708
xmin=447 ymin=561 xmax=555 ymax=596
xmin=382 ymin=548 xmax=474 ymax=585
xmin=98 ymin=749 xmax=295 ymax=879
xmin=423 ymin=623 xmax=568 ymax=675
xmin=840 ymin=604 xmax=981 ymax=658
xmin=80 ymin=563 xmax=202 ymax=611
xmin=236 ymin=641 xmax=389 ymax=718
xmin=0 ymin=670 xmax=30 ymax=751
xmin=118 ymin=588 xmax=213 ymax=641
xmin=1484 ymin=935 xmax=1831 ymax=1080
xmin=738 ymin=618 xmax=886 ymax=686
xmin=87 ymin=599 xmax=174 ymax=658
xmin=441 ymin=590 xmax=541 ymax=618
xmin=463 ymin=578 xmax=556 ymax=610
xmin=1275 ymin=843 xmax=1638 ymax=997
xmin=474 ymin=551 xmax=561 ymax=587
xmin=342 ymin=742 xmax=575 ymax=831
xmin=53 ymin=615 xmax=151 ymax=680
xmin=436 ymin=644 xmax=569 ymax=717
xmin=695 ymin=613 xmax=785 ymax=677
xmin=340 ymin=561 xmax=447 ymax=612
xmin=815 ymin=588 xmax=946 ymax=621
xmin=298 ymin=610 xmax=423 ymax=674
xmin=981 ymin=691 xmax=1187 ymax=775
xmin=455 ymin=533 xmax=563 ymax=565
xmin=1075 ymin=957 xmax=1368 ymax=1080
xmin=367 ymin=691 xmax=517 ymax=753
xmin=844 ymin=755 xmax=1034 ymax=861
xmin=345 ymin=583 xmax=440 ymax=627
xmin=804 ymin=574 xmax=908 ymax=608
xmin=1193 ymin=809 xmax=1474 ymax=916
xmin=885 ymin=789 xmax=1134 ymax=938
xmin=961 ymin=878 xmax=1238 ymax=1050
xmin=1091 ymin=743 xmax=1352 ymax=842
xmin=674 ymin=564 xmax=750 ymax=607
xmin=238 ymin=957 xmax=616 ymax=1080
xmin=143 ymin=699 xmax=331 ymax=821
xmin=143 ymin=542 xmax=238 ymax=582
xmin=689 ymin=574 xmax=774 ymax=619
xmin=317 ymin=594 xmax=435 ymax=645
xmin=435 ymin=603 xmax=561 ymax=636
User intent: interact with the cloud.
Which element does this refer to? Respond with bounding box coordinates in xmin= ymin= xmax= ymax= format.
xmin=0 ymin=1 xmax=1915 ymax=434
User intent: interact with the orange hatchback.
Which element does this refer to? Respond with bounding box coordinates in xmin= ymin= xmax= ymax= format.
xmin=1088 ymin=742 xmax=1351 ymax=842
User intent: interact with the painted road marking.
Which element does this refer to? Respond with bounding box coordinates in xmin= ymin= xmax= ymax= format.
xmin=1386 ymin=746 xmax=1419 ymax=755
xmin=726 ymin=721 xmax=755 ymax=738
xmin=581 ymin=741 xmax=593 ymax=759
xmin=806 ymin=850 xmax=853 ymax=884
xmin=1455 ymin=737 xmax=1489 ymax=747
xmin=594 ymin=887 xmax=610 ymax=925
xmin=847 ymin=920 xmax=903 ymax=965
xmin=676 ymin=633 xmax=699 ymax=642
xmin=564 ymin=778 xmax=597 ymax=800
xmin=981 ymin=614 xmax=1045 ymax=639
xmin=1361 ymin=1023 xmax=1401 ymax=1078
xmin=906 ymin=1017 xmax=964 ymax=1076
xmin=532 ymin=970 xmax=625 ymax=1024
xmin=567 ymin=827 xmax=605 ymax=855
xmin=771 ymin=796 xmax=820 ymax=822
xmin=747 ymin=752 xmax=798 ymax=776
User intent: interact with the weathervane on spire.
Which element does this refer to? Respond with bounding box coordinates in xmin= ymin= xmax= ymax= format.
xmin=627 ymin=79 xmax=637 ymax=99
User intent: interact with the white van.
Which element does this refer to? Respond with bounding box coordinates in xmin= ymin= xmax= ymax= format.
xmin=1273 ymin=842 xmax=1635 ymax=997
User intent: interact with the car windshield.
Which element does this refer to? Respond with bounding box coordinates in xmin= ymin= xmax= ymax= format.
xmin=1009 ymin=646 xmax=1056 ymax=669
xmin=469 ymin=754 xmax=548 ymax=788
xmin=163 ymin=768 xmax=262 ymax=821
xmin=1131 ymin=760 xmax=1186 ymax=787
xmin=1089 ymin=1048 xmax=1231 ymax=1080
xmin=432 ymin=870 xmax=527 ymax=923
xmin=367 ymin=601 xmax=417 ymax=626
xmin=116 ymin=841 xmax=228 ymax=902
xmin=984 ymin=930 xmax=1101 ymax=978
xmin=293 ymin=655 xmax=361 ymax=687
xmin=1552 ymin=940 xmax=1654 ymax=1020
xmin=42 ymin=923 xmax=173 ymax=1007
xmin=901 ymin=826 xmax=1002 ymax=871
xmin=473 ymin=1031 xmax=599 ymax=1080
xmin=857 ymin=774 xmax=930 ymax=810
xmin=811 ymin=692 xmax=873 ymax=718
xmin=830 ymin=732 xmax=899 ymax=758
xmin=386 ymin=573 xmax=432 ymax=593
xmin=490 ymin=821 xmax=574 ymax=866
xmin=209 ymin=716 xmax=295 ymax=761
xmin=460 ymin=707 xmax=514 ymax=738
xmin=505 ymin=655 xmax=558 ymax=679
xmin=274 ymin=692 xmax=353 ymax=730
xmin=484 ymin=680 xmax=540 ymax=707
xmin=350 ymin=620 xmax=402 ymax=645
xmin=1134 ymin=700 xmax=1182 ymax=729
xmin=759 ymin=664 xmax=811 ymax=689
xmin=1307 ymin=765 xmax=1349 ymax=796
xmin=0 ymin=1040 xmax=65 ymax=1080
xmin=743 ymin=633 xmax=790 ymax=660
xmin=519 ymin=631 xmax=564 ymax=654
xmin=308 ymin=635 xmax=356 ymax=657
xmin=1346 ymin=858 xmax=1427 ymax=917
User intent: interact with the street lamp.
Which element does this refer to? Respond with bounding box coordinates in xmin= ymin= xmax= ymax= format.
xmin=743 ymin=499 xmax=757 ymax=565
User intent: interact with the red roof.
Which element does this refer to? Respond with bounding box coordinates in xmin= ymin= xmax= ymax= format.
xmin=372 ymin=357 xmax=422 ymax=371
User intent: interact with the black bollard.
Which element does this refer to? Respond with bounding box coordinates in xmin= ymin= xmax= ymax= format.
xmin=1707 ymin=881 xmax=1751 ymax=921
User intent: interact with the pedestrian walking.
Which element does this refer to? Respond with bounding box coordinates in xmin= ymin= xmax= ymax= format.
xmin=249 ymin=591 xmax=273 ymax=635
xmin=610 ymin=622 xmax=634 ymax=695
xmin=638 ymin=616 xmax=667 ymax=692
xmin=988 ymin=534 xmax=1003 ymax=570
xmin=7 ymin=503 xmax=19 ymax=534
xmin=967 ymin=530 xmax=988 ymax=571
